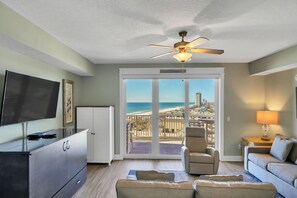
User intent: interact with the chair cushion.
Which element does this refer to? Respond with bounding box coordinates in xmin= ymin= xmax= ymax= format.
xmin=190 ymin=153 xmax=213 ymax=163
xmin=186 ymin=127 xmax=205 ymax=137
xmin=267 ymin=163 xmax=297 ymax=186
xmin=136 ymin=171 xmax=174 ymax=181
xmin=248 ymin=153 xmax=282 ymax=169
xmin=186 ymin=137 xmax=206 ymax=153
xmin=116 ymin=179 xmax=194 ymax=198
xmin=198 ymin=175 xmax=243 ymax=182
xmin=288 ymin=138 xmax=297 ymax=164
xmin=193 ymin=180 xmax=276 ymax=198
xmin=270 ymin=136 xmax=294 ymax=161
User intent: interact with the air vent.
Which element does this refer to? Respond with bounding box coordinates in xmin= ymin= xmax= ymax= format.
xmin=160 ymin=69 xmax=186 ymax=73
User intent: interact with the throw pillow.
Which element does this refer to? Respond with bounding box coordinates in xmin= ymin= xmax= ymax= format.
xmin=270 ymin=136 xmax=294 ymax=161
xmin=136 ymin=170 xmax=175 ymax=181
xmin=288 ymin=138 xmax=297 ymax=164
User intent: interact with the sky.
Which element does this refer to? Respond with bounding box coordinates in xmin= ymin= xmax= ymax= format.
xmin=126 ymin=79 xmax=215 ymax=102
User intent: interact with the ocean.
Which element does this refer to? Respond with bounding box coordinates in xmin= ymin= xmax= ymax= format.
xmin=126 ymin=102 xmax=194 ymax=114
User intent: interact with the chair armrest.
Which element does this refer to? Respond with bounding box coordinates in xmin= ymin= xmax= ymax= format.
xmin=244 ymin=146 xmax=271 ymax=171
xmin=181 ymin=146 xmax=190 ymax=173
xmin=206 ymin=147 xmax=218 ymax=156
xmin=206 ymin=147 xmax=220 ymax=174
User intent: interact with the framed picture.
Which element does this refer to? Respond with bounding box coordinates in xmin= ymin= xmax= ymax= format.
xmin=63 ymin=79 xmax=74 ymax=126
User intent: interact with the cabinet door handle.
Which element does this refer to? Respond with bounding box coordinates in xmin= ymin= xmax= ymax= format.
xmin=66 ymin=140 xmax=70 ymax=150
xmin=76 ymin=180 xmax=81 ymax=184
xmin=62 ymin=141 xmax=66 ymax=151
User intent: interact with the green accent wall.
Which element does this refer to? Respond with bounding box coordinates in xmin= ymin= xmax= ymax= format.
xmin=7 ymin=0 xmax=296 ymax=158
xmin=0 ymin=2 xmax=96 ymax=143
xmin=0 ymin=47 xmax=82 ymax=143
xmin=249 ymin=42 xmax=297 ymax=138
xmin=0 ymin=2 xmax=95 ymax=76
xmin=249 ymin=44 xmax=297 ymax=75
xmin=80 ymin=63 xmax=265 ymax=156
xmin=264 ymin=68 xmax=297 ymax=137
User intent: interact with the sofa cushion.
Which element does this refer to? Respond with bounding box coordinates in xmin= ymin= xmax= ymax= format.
xmin=270 ymin=136 xmax=294 ymax=161
xmin=193 ymin=180 xmax=276 ymax=198
xmin=136 ymin=171 xmax=174 ymax=181
xmin=288 ymin=138 xmax=297 ymax=164
xmin=267 ymin=163 xmax=297 ymax=186
xmin=248 ymin=153 xmax=282 ymax=169
xmin=190 ymin=153 xmax=213 ymax=163
xmin=116 ymin=179 xmax=194 ymax=198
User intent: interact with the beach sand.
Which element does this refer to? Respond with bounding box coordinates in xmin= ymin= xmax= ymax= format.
xmin=128 ymin=106 xmax=184 ymax=116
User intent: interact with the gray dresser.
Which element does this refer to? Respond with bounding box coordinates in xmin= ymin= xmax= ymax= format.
xmin=0 ymin=128 xmax=87 ymax=198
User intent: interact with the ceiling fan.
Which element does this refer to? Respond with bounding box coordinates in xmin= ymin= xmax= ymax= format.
xmin=149 ymin=31 xmax=224 ymax=62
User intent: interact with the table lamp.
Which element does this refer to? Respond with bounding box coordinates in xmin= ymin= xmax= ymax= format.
xmin=256 ymin=111 xmax=278 ymax=141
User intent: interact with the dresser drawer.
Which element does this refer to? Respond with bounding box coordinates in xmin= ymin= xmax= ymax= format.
xmin=53 ymin=166 xmax=87 ymax=198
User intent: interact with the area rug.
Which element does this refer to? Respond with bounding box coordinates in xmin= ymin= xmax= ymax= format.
xmin=128 ymin=170 xmax=259 ymax=182
xmin=127 ymin=170 xmax=284 ymax=198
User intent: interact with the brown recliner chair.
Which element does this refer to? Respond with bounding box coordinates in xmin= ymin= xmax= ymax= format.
xmin=181 ymin=127 xmax=219 ymax=174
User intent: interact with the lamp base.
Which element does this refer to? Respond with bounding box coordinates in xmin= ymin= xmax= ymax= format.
xmin=261 ymin=136 xmax=271 ymax=141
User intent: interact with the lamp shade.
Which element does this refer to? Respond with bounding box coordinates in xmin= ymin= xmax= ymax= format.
xmin=173 ymin=52 xmax=192 ymax=62
xmin=256 ymin=111 xmax=278 ymax=125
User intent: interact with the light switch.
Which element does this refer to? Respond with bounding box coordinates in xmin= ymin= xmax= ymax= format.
xmin=226 ymin=116 xmax=231 ymax=122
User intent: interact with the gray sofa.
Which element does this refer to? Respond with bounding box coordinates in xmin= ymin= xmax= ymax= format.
xmin=244 ymin=136 xmax=297 ymax=198
xmin=116 ymin=173 xmax=276 ymax=198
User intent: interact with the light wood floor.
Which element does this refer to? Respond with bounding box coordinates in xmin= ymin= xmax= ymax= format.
xmin=73 ymin=160 xmax=244 ymax=198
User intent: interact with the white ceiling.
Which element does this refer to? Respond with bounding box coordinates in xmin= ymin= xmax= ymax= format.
xmin=2 ymin=0 xmax=297 ymax=64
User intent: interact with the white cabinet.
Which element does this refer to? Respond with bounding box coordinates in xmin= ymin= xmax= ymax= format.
xmin=76 ymin=106 xmax=114 ymax=165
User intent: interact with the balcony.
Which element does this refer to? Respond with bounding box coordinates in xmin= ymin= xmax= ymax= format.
xmin=126 ymin=114 xmax=215 ymax=155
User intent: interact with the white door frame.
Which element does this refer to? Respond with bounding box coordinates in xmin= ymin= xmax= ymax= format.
xmin=119 ymin=67 xmax=224 ymax=159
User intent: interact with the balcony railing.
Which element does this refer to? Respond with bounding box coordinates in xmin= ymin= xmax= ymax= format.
xmin=126 ymin=114 xmax=215 ymax=152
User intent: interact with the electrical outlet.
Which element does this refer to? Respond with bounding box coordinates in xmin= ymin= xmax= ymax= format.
xmin=238 ymin=144 xmax=242 ymax=149
xmin=226 ymin=116 xmax=231 ymax=122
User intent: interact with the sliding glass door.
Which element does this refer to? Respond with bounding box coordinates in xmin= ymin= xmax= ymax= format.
xmin=126 ymin=79 xmax=152 ymax=154
xmin=159 ymin=79 xmax=185 ymax=155
xmin=188 ymin=79 xmax=216 ymax=148
xmin=121 ymin=68 xmax=223 ymax=158
xmin=124 ymin=78 xmax=217 ymax=157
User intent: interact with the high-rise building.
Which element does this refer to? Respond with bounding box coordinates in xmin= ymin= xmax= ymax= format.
xmin=195 ymin=92 xmax=202 ymax=107
xmin=203 ymin=99 xmax=207 ymax=105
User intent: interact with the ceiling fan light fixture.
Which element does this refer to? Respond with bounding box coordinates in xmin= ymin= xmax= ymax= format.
xmin=173 ymin=52 xmax=192 ymax=62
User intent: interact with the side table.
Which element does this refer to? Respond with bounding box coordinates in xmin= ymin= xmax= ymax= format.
xmin=241 ymin=137 xmax=274 ymax=160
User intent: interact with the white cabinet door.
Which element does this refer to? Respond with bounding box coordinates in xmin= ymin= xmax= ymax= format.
xmin=93 ymin=107 xmax=110 ymax=162
xmin=109 ymin=107 xmax=114 ymax=160
xmin=76 ymin=107 xmax=94 ymax=162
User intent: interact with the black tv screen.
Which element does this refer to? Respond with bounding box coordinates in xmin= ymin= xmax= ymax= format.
xmin=0 ymin=71 xmax=60 ymax=126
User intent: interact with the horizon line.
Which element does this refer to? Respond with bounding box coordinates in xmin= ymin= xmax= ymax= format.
xmin=126 ymin=101 xmax=214 ymax=103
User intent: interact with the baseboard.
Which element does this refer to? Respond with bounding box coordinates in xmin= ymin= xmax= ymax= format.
xmin=114 ymin=154 xmax=242 ymax=161
xmin=221 ymin=155 xmax=242 ymax=161
xmin=114 ymin=154 xmax=124 ymax=160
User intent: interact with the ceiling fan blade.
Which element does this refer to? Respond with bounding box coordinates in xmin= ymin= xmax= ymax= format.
xmin=186 ymin=37 xmax=209 ymax=48
xmin=148 ymin=44 xmax=173 ymax=49
xmin=150 ymin=51 xmax=174 ymax=59
xmin=191 ymin=48 xmax=224 ymax=55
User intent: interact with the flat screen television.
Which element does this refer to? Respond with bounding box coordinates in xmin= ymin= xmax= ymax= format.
xmin=0 ymin=71 xmax=60 ymax=126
